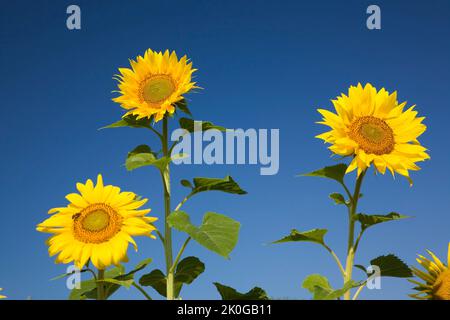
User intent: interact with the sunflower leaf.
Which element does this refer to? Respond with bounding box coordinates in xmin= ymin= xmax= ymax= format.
xmin=69 ymin=267 xmax=123 ymax=300
xmin=174 ymin=256 xmax=205 ymax=296
xmin=75 ymin=259 xmax=152 ymax=300
xmin=101 ymin=114 xmax=152 ymax=130
xmin=125 ymin=145 xmax=186 ymax=172
xmin=213 ymin=283 xmax=269 ymax=300
xmin=175 ymin=256 xmax=205 ymax=285
xmin=329 ymin=193 xmax=347 ymax=205
xmin=180 ymin=179 xmax=193 ymax=189
xmin=51 ymin=269 xmax=89 ymax=281
xmin=139 ymin=269 xmax=167 ymax=297
xmin=302 ymin=274 xmax=333 ymax=298
xmin=355 ymin=212 xmax=410 ymax=230
xmin=179 ymin=118 xmax=226 ymax=133
xmin=302 ymin=274 xmax=359 ymax=300
xmin=139 ymin=257 xmax=205 ymax=298
xmin=272 ymin=229 xmax=327 ymax=246
xmin=123 ymin=258 xmax=153 ymax=278
xmin=100 ymin=278 xmax=134 ymax=289
xmin=189 ymin=176 xmax=247 ymax=196
xmin=301 ymin=164 xmax=348 ymax=185
xmin=168 ymin=211 xmax=240 ymax=259
xmin=174 ymin=99 xmax=192 ymax=117
xmin=367 ymin=254 xmax=413 ymax=278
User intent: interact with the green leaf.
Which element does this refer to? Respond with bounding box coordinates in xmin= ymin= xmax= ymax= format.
xmin=329 ymin=193 xmax=346 ymax=205
xmin=125 ymin=145 xmax=186 ymax=172
xmin=139 ymin=257 xmax=205 ymax=298
xmin=175 ymin=256 xmax=205 ymax=285
xmin=101 ymin=114 xmax=152 ymax=130
xmin=69 ymin=267 xmax=123 ymax=300
xmin=302 ymin=274 xmax=333 ymax=299
xmin=72 ymin=258 xmax=152 ymax=300
xmin=180 ymin=179 xmax=193 ymax=189
xmin=101 ymin=278 xmax=134 ymax=289
xmin=123 ymin=258 xmax=153 ymax=278
xmin=302 ymin=163 xmax=348 ymax=185
xmin=354 ymin=264 xmax=367 ymax=274
xmin=190 ymin=176 xmax=247 ymax=195
xmin=272 ymin=229 xmax=327 ymax=245
xmin=51 ymin=269 xmax=89 ymax=281
xmin=179 ymin=118 xmax=226 ymax=133
xmin=168 ymin=211 xmax=240 ymax=258
xmin=139 ymin=269 xmax=167 ymax=297
xmin=369 ymin=254 xmax=413 ymax=278
xmin=302 ymin=274 xmax=359 ymax=300
xmin=174 ymin=256 xmax=205 ymax=296
xmin=125 ymin=144 xmax=158 ymax=171
xmin=325 ymin=281 xmax=360 ymax=300
xmin=213 ymin=283 xmax=269 ymax=300
xmin=355 ymin=212 xmax=409 ymax=230
xmin=175 ymin=99 xmax=192 ymax=117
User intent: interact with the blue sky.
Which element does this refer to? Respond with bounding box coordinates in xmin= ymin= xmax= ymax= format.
xmin=1 ymin=0 xmax=449 ymax=300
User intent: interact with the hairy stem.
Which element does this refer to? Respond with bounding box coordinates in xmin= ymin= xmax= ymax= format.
xmin=343 ymin=170 xmax=366 ymax=300
xmin=161 ymin=117 xmax=174 ymax=300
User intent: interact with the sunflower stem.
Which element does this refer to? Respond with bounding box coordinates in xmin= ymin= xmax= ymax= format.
xmin=161 ymin=117 xmax=175 ymax=300
xmin=170 ymin=237 xmax=192 ymax=274
xmin=132 ymin=282 xmax=153 ymax=300
xmin=343 ymin=169 xmax=366 ymax=300
xmin=97 ymin=269 xmax=105 ymax=300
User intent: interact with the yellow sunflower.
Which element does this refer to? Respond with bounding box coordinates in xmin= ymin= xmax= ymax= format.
xmin=37 ymin=174 xmax=157 ymax=270
xmin=113 ymin=49 xmax=197 ymax=122
xmin=0 ymin=288 xmax=5 ymax=299
xmin=316 ymin=83 xmax=429 ymax=183
xmin=410 ymin=243 xmax=450 ymax=300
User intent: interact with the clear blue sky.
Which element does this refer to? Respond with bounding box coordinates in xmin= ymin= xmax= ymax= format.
xmin=1 ymin=0 xmax=449 ymax=300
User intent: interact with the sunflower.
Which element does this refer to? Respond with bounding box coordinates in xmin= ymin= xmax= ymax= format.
xmin=113 ymin=49 xmax=197 ymax=122
xmin=316 ymin=83 xmax=429 ymax=183
xmin=410 ymin=243 xmax=450 ymax=300
xmin=37 ymin=174 xmax=157 ymax=270
xmin=0 ymin=288 xmax=5 ymax=299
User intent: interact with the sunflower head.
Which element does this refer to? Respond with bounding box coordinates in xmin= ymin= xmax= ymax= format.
xmin=316 ymin=83 xmax=429 ymax=184
xmin=113 ymin=49 xmax=198 ymax=122
xmin=37 ymin=174 xmax=158 ymax=270
xmin=410 ymin=243 xmax=450 ymax=300
xmin=0 ymin=288 xmax=6 ymax=299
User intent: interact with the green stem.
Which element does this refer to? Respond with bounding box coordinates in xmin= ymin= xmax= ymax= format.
xmin=174 ymin=193 xmax=193 ymax=212
xmin=97 ymin=269 xmax=105 ymax=300
xmin=132 ymin=282 xmax=153 ymax=300
xmin=323 ymin=244 xmax=345 ymax=277
xmin=161 ymin=117 xmax=174 ymax=300
xmin=343 ymin=169 xmax=366 ymax=300
xmin=170 ymin=237 xmax=192 ymax=274
xmin=353 ymin=228 xmax=365 ymax=254
xmin=352 ymin=282 xmax=366 ymax=300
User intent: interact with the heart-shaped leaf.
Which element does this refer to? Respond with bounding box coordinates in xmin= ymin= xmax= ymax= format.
xmin=168 ymin=211 xmax=240 ymax=258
